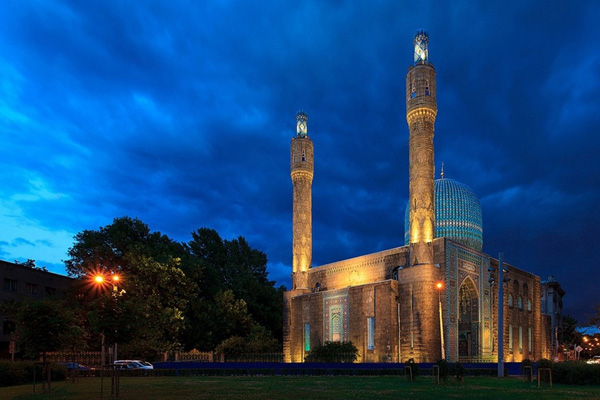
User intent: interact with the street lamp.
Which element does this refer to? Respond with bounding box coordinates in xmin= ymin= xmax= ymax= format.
xmin=91 ymin=273 xmax=125 ymax=364
xmin=436 ymin=281 xmax=445 ymax=360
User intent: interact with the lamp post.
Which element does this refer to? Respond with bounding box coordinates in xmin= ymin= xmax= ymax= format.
xmin=92 ymin=273 xmax=124 ymax=364
xmin=437 ymin=282 xmax=445 ymax=360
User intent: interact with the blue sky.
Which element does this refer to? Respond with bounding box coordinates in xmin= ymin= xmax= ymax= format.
xmin=1 ymin=1 xmax=599 ymax=322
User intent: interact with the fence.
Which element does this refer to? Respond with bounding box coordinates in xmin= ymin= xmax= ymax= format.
xmin=44 ymin=352 xmax=102 ymax=368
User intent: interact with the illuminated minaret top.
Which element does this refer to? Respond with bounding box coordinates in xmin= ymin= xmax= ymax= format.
xmin=291 ymin=110 xmax=313 ymax=290
xmin=406 ymin=30 xmax=437 ymax=266
xmin=296 ymin=111 xmax=308 ymax=138
xmin=413 ymin=29 xmax=429 ymax=65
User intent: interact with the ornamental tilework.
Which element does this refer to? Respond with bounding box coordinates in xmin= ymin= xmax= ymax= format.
xmin=323 ymin=289 xmax=349 ymax=343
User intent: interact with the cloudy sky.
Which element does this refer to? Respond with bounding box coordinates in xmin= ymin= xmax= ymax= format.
xmin=1 ymin=1 xmax=599 ymax=322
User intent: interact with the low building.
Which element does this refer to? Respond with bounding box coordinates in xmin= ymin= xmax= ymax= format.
xmin=1 ymin=259 xmax=73 ymax=358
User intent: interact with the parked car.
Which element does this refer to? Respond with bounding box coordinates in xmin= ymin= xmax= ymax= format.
xmin=587 ymin=355 xmax=600 ymax=364
xmin=60 ymin=362 xmax=90 ymax=370
xmin=114 ymin=360 xmax=154 ymax=370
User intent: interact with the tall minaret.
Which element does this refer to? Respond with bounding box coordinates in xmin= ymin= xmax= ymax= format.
xmin=291 ymin=111 xmax=313 ymax=290
xmin=406 ymin=30 xmax=437 ymax=266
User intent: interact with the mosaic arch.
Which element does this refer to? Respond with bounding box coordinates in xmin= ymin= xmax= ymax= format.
xmin=458 ymin=277 xmax=479 ymax=358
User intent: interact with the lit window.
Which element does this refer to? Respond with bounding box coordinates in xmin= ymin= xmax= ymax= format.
xmin=528 ymin=327 xmax=532 ymax=353
xmin=518 ymin=296 xmax=523 ymax=310
xmin=509 ymin=324 xmax=513 ymax=350
xmin=367 ymin=317 xmax=375 ymax=350
xmin=508 ymin=294 xmax=513 ymax=307
xmin=304 ymin=323 xmax=310 ymax=352
xmin=527 ymin=299 xmax=531 ymax=312
xmin=519 ymin=326 xmax=523 ymax=353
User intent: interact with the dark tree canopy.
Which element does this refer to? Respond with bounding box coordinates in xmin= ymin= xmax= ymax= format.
xmin=64 ymin=217 xmax=284 ymax=356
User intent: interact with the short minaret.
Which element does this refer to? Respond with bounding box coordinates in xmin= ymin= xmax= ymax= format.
xmin=290 ymin=111 xmax=313 ymax=290
xmin=406 ymin=30 xmax=437 ymax=266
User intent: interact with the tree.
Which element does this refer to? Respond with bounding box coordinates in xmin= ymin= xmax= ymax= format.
xmin=562 ymin=315 xmax=581 ymax=347
xmin=1 ymin=298 xmax=85 ymax=361
xmin=182 ymin=228 xmax=284 ymax=350
xmin=591 ymin=303 xmax=600 ymax=328
xmin=65 ymin=217 xmax=193 ymax=358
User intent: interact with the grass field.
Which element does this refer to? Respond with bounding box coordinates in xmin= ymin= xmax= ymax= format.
xmin=1 ymin=375 xmax=599 ymax=400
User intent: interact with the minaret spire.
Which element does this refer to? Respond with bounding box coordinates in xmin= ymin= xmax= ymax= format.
xmin=290 ymin=111 xmax=313 ymax=290
xmin=406 ymin=29 xmax=437 ymax=265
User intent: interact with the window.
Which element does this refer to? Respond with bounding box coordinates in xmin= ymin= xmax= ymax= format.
xmin=367 ymin=317 xmax=375 ymax=350
xmin=411 ymin=83 xmax=416 ymax=98
xmin=518 ymin=296 xmax=523 ymax=310
xmin=3 ymin=278 xmax=16 ymax=292
xmin=45 ymin=287 xmax=57 ymax=296
xmin=508 ymin=293 xmax=513 ymax=307
xmin=26 ymin=283 xmax=38 ymax=296
xmin=425 ymin=80 xmax=430 ymax=96
xmin=304 ymin=323 xmax=310 ymax=352
xmin=519 ymin=326 xmax=523 ymax=353
xmin=528 ymin=327 xmax=532 ymax=353
xmin=527 ymin=298 xmax=531 ymax=312
xmin=3 ymin=320 xmax=16 ymax=335
xmin=509 ymin=324 xmax=513 ymax=350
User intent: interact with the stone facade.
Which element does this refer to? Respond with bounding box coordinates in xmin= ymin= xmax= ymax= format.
xmin=283 ymin=31 xmax=554 ymax=363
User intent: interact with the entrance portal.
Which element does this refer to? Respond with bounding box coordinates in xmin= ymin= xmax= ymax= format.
xmin=458 ymin=278 xmax=478 ymax=359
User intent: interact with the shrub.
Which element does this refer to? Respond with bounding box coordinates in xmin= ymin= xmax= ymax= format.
xmin=553 ymin=361 xmax=600 ymax=385
xmin=450 ymin=362 xmax=465 ymax=382
xmin=304 ymin=341 xmax=358 ymax=363
xmin=537 ymin=358 xmax=553 ymax=370
xmin=405 ymin=358 xmax=419 ymax=379
xmin=436 ymin=359 xmax=448 ymax=383
xmin=522 ymin=359 xmax=533 ymax=381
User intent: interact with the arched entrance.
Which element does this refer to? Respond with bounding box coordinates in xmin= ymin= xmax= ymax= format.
xmin=458 ymin=278 xmax=478 ymax=359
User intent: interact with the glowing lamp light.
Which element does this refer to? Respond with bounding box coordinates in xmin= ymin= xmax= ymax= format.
xmin=94 ymin=275 xmax=104 ymax=284
xmin=112 ymin=275 xmax=120 ymax=283
xmin=436 ymin=282 xmax=443 ymax=290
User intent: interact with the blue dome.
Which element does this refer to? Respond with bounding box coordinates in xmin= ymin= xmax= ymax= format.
xmin=404 ymin=178 xmax=483 ymax=251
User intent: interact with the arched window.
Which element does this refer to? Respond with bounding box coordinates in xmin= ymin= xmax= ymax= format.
xmin=527 ymin=298 xmax=532 ymax=312
xmin=518 ymin=296 xmax=523 ymax=310
xmin=508 ymin=293 xmax=513 ymax=307
xmin=425 ymin=80 xmax=430 ymax=96
xmin=411 ymin=83 xmax=416 ymax=98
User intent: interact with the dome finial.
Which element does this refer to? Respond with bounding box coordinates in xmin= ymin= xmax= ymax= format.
xmin=441 ymin=162 xmax=445 ymax=179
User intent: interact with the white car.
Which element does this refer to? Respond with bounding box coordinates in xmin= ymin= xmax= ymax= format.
xmin=587 ymin=356 xmax=600 ymax=364
xmin=114 ymin=360 xmax=154 ymax=370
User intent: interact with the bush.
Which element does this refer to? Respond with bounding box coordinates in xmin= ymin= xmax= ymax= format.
xmin=522 ymin=359 xmax=533 ymax=380
xmin=0 ymin=361 xmax=27 ymax=387
xmin=450 ymin=362 xmax=465 ymax=382
xmin=304 ymin=341 xmax=358 ymax=363
xmin=0 ymin=361 xmax=66 ymax=387
xmin=553 ymin=361 xmax=600 ymax=385
xmin=405 ymin=358 xmax=419 ymax=379
xmin=537 ymin=358 xmax=553 ymax=370
xmin=436 ymin=359 xmax=448 ymax=382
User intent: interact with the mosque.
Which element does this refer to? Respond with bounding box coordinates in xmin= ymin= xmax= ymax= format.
xmin=283 ymin=31 xmax=558 ymax=363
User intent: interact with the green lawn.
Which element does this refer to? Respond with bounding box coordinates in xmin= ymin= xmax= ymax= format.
xmin=1 ymin=376 xmax=599 ymax=400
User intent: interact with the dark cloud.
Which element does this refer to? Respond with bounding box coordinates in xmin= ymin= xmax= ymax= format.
xmin=0 ymin=1 xmax=598 ymax=323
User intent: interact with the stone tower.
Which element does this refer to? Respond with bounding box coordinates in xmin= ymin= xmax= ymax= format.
xmin=290 ymin=111 xmax=313 ymax=290
xmin=400 ymin=30 xmax=443 ymax=361
xmin=406 ymin=29 xmax=437 ymax=266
